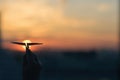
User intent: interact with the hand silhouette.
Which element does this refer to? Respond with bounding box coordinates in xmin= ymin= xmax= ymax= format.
xmin=23 ymin=48 xmax=42 ymax=80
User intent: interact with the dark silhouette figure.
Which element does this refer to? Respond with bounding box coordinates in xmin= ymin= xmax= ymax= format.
xmin=23 ymin=47 xmax=42 ymax=80
xmin=11 ymin=41 xmax=42 ymax=80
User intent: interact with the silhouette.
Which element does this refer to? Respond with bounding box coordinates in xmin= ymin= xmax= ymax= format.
xmin=12 ymin=41 xmax=42 ymax=80
xmin=23 ymin=47 xmax=42 ymax=80
xmin=12 ymin=41 xmax=43 ymax=48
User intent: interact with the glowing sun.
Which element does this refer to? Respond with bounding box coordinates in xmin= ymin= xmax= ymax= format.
xmin=22 ymin=40 xmax=31 ymax=49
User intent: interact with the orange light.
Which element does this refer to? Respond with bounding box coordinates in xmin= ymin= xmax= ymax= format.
xmin=22 ymin=40 xmax=31 ymax=49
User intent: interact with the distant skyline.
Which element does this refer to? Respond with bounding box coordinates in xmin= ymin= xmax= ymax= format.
xmin=0 ymin=0 xmax=119 ymax=51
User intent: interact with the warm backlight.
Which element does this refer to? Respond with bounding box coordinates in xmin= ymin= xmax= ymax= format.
xmin=22 ymin=40 xmax=31 ymax=49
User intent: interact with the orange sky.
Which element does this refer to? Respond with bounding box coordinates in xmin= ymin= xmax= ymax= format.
xmin=0 ymin=0 xmax=118 ymax=51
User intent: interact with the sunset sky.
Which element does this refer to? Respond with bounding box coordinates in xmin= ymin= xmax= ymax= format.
xmin=0 ymin=0 xmax=118 ymax=51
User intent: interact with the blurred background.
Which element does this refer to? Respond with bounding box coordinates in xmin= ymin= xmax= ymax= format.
xmin=0 ymin=0 xmax=119 ymax=80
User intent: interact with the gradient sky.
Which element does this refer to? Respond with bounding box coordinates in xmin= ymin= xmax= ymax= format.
xmin=0 ymin=0 xmax=119 ymax=51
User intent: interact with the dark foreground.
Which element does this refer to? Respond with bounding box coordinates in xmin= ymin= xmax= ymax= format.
xmin=0 ymin=49 xmax=119 ymax=80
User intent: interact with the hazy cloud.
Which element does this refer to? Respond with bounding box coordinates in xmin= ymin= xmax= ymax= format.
xmin=97 ymin=3 xmax=111 ymax=12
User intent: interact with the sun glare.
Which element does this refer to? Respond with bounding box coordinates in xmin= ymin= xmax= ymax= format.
xmin=22 ymin=40 xmax=31 ymax=49
xmin=23 ymin=40 xmax=31 ymax=43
